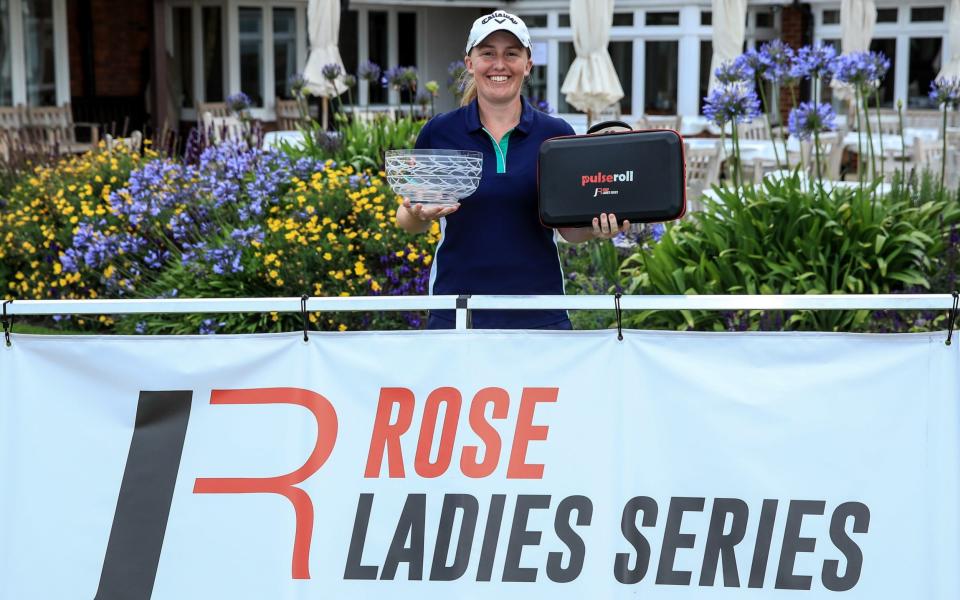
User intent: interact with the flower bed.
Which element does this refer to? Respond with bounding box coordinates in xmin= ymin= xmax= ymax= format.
xmin=1 ymin=141 xmax=438 ymax=333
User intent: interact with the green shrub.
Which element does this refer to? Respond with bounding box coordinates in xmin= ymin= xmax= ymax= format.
xmin=619 ymin=173 xmax=960 ymax=331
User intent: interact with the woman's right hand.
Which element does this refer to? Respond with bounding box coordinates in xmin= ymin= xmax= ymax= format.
xmin=402 ymin=199 xmax=460 ymax=221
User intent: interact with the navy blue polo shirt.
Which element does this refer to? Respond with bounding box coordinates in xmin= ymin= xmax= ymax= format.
xmin=415 ymin=97 xmax=575 ymax=329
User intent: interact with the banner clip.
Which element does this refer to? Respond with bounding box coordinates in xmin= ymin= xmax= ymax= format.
xmin=946 ymin=291 xmax=958 ymax=346
xmin=456 ymin=294 xmax=472 ymax=330
xmin=614 ymin=292 xmax=623 ymax=341
xmin=2 ymin=299 xmax=12 ymax=347
xmin=300 ymin=295 xmax=309 ymax=343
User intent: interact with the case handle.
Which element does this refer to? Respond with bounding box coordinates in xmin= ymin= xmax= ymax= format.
xmin=586 ymin=120 xmax=633 ymax=135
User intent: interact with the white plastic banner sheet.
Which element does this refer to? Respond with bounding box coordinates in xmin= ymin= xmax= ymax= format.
xmin=1 ymin=330 xmax=958 ymax=599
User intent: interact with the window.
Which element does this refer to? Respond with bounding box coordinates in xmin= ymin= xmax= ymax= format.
xmin=645 ymin=40 xmax=678 ymax=113
xmin=173 ymin=7 xmax=194 ymax=108
xmin=273 ymin=7 xmax=296 ymax=100
xmin=397 ymin=12 xmax=416 ymax=103
xmin=876 ymin=8 xmax=898 ymax=23
xmin=701 ymin=11 xmax=712 ymax=26
xmin=524 ymin=64 xmax=546 ymax=106
xmin=238 ymin=7 xmax=263 ymax=106
xmin=367 ymin=11 xmax=387 ymax=104
xmin=0 ymin=0 xmax=10 ymax=105
xmin=909 ymin=37 xmax=942 ymax=107
xmin=823 ymin=10 xmax=840 ymax=25
xmin=339 ymin=9 xmax=357 ymax=82
xmin=612 ymin=13 xmax=633 ymax=26
xmin=870 ymin=38 xmax=896 ymax=107
xmin=521 ymin=14 xmax=547 ymax=28
xmin=23 ymin=0 xmax=56 ymax=106
xmin=559 ymin=13 xmax=570 ymax=27
xmin=755 ymin=8 xmax=774 ymax=28
xmin=646 ymin=12 xmax=679 ymax=26
xmin=202 ymin=7 xmax=224 ymax=103
xmin=558 ymin=42 xmax=575 ymax=112
xmin=699 ymin=40 xmax=712 ymax=113
xmin=911 ymin=7 xmax=944 ymax=22
xmin=609 ymin=41 xmax=632 ymax=114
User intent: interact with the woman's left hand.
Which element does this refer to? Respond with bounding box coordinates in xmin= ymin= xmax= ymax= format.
xmin=592 ymin=213 xmax=631 ymax=240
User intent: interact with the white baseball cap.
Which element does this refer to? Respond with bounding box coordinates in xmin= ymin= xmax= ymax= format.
xmin=465 ymin=11 xmax=532 ymax=55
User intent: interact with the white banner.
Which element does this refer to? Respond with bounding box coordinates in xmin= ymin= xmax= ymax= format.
xmin=1 ymin=330 xmax=958 ymax=599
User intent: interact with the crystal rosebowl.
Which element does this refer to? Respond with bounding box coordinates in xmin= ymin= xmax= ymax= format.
xmin=385 ymin=149 xmax=483 ymax=206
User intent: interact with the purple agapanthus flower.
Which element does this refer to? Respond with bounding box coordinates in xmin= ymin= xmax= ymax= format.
xmin=703 ymin=83 xmax=762 ymax=126
xmin=714 ymin=60 xmax=753 ymax=85
xmin=528 ymin=97 xmax=553 ymax=114
xmin=788 ymin=101 xmax=837 ymax=140
xmin=288 ymin=73 xmax=306 ymax=97
xmin=734 ymin=49 xmax=766 ymax=81
xmin=758 ymin=40 xmax=797 ymax=85
xmin=226 ymin=92 xmax=251 ymax=113
xmin=357 ymin=60 xmax=381 ymax=82
xmin=929 ymin=77 xmax=960 ymax=107
xmin=790 ymin=43 xmax=838 ymax=82
xmin=832 ymin=51 xmax=891 ymax=88
xmin=321 ymin=63 xmax=342 ymax=81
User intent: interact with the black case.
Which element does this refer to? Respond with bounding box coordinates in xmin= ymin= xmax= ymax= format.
xmin=537 ymin=124 xmax=686 ymax=227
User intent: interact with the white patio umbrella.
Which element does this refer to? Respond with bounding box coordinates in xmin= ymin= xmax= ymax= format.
xmin=304 ymin=0 xmax=346 ymax=127
xmin=559 ymin=0 xmax=624 ymax=124
xmin=707 ymin=0 xmax=747 ymax=93
xmin=938 ymin=0 xmax=960 ymax=78
xmin=831 ymin=0 xmax=877 ymax=100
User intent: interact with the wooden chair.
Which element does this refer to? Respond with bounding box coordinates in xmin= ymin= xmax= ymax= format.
xmin=738 ymin=115 xmax=770 ymax=140
xmin=683 ymin=143 xmax=722 ymax=211
xmin=25 ymin=104 xmax=99 ymax=154
xmin=275 ymin=99 xmax=301 ymax=130
xmin=201 ymin=111 xmax=245 ymax=145
xmin=104 ymin=130 xmax=143 ymax=153
xmin=635 ymin=114 xmax=681 ymax=131
xmin=0 ymin=106 xmax=28 ymax=161
xmin=798 ymin=131 xmax=845 ymax=181
xmin=197 ymin=102 xmax=230 ymax=118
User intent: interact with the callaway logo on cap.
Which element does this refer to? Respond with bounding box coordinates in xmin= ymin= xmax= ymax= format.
xmin=465 ymin=11 xmax=532 ymax=54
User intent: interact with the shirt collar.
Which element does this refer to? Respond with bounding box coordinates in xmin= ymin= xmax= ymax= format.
xmin=464 ymin=96 xmax=535 ymax=135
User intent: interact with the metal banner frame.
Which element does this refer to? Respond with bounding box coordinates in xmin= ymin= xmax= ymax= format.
xmin=3 ymin=294 xmax=957 ymax=332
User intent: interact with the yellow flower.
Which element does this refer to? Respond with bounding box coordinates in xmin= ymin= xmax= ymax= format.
xmin=323 ymin=252 xmax=332 ymax=261
xmin=354 ymin=261 xmax=367 ymax=276
xmin=338 ymin=323 xmax=348 ymax=331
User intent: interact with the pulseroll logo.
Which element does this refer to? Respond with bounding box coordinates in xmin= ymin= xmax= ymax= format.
xmin=580 ymin=170 xmax=634 ymax=186
xmin=581 ymin=170 xmax=633 ymax=197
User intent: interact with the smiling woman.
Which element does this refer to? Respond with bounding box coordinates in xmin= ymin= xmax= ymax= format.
xmin=392 ymin=11 xmax=633 ymax=331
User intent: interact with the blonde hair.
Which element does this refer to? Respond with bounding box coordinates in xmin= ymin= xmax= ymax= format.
xmin=460 ymin=74 xmax=478 ymax=106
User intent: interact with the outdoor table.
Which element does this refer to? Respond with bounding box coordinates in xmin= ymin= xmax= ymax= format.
xmin=679 ymin=115 xmax=710 ymax=136
xmin=684 ymin=138 xmax=789 ymax=164
xmin=263 ymin=130 xmax=305 ymax=149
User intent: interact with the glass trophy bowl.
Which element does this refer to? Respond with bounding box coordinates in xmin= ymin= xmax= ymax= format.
xmin=385 ymin=149 xmax=483 ymax=206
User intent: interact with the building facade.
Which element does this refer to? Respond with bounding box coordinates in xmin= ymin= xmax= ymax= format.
xmin=0 ymin=0 xmax=954 ymax=131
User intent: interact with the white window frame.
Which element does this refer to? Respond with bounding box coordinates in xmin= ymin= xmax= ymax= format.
xmin=813 ymin=0 xmax=949 ymax=108
xmin=168 ymin=0 xmax=307 ymax=122
xmin=354 ymin=4 xmax=424 ymax=109
xmin=520 ymin=3 xmax=784 ymax=124
xmin=3 ymin=0 xmax=69 ymax=106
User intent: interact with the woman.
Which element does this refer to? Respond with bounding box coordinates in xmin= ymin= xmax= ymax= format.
xmin=396 ymin=11 xmax=629 ymax=329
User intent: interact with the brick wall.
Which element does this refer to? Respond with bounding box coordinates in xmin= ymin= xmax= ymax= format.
xmin=68 ymin=0 xmax=152 ymax=98
xmin=777 ymin=4 xmax=811 ymax=123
